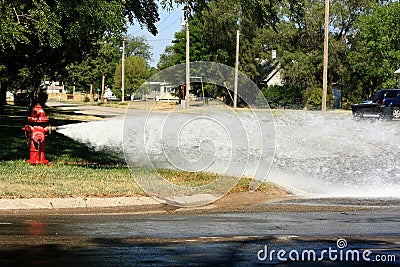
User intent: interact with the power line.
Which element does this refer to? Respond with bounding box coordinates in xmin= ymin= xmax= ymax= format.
xmin=159 ymin=17 xmax=182 ymax=32
xmin=130 ymin=8 xmax=181 ymax=36
xmin=146 ymin=38 xmax=174 ymax=42
xmin=131 ymin=11 xmax=172 ymax=35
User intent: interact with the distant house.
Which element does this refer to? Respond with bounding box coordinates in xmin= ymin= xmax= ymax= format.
xmin=104 ymin=87 xmax=117 ymax=100
xmin=6 ymin=91 xmax=14 ymax=102
xmin=43 ymin=81 xmax=66 ymax=94
xmin=261 ymin=59 xmax=283 ymax=86
xmin=140 ymin=82 xmax=178 ymax=101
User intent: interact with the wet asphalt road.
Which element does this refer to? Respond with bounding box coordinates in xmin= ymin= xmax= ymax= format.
xmin=10 ymin=103 xmax=400 ymax=265
xmin=0 ymin=200 xmax=399 ymax=266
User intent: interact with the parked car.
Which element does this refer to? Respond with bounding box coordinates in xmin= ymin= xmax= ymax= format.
xmin=351 ymin=89 xmax=400 ymax=120
xmin=382 ymin=90 xmax=400 ymax=118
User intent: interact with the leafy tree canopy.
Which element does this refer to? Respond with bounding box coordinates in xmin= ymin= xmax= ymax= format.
xmin=125 ymin=36 xmax=153 ymax=63
xmin=114 ymin=56 xmax=151 ymax=97
xmin=347 ymin=1 xmax=400 ymax=98
xmin=0 ymin=0 xmax=161 ymax=112
xmin=159 ymin=0 xmax=396 ymax=106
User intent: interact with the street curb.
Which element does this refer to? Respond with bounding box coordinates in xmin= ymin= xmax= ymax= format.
xmin=0 ymin=196 xmax=160 ymax=210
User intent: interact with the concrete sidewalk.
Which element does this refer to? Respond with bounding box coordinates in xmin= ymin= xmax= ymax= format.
xmin=0 ymin=196 xmax=159 ymax=210
xmin=0 ymin=192 xmax=302 ymax=214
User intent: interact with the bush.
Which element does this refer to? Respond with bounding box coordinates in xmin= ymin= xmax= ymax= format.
xmin=14 ymin=93 xmax=31 ymax=106
xmin=261 ymin=85 xmax=305 ymax=109
xmin=83 ymin=96 xmax=90 ymax=103
xmin=303 ymin=87 xmax=332 ymax=110
xmin=14 ymin=90 xmax=48 ymax=107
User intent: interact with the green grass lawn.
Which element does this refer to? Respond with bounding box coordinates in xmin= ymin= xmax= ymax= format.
xmin=0 ymin=161 xmax=140 ymax=198
xmin=0 ymin=104 xmax=284 ymax=199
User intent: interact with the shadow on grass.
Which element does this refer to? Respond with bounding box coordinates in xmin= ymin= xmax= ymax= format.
xmin=0 ymin=104 xmax=124 ymax=167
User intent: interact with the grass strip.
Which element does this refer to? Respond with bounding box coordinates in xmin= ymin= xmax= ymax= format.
xmin=0 ymin=103 xmax=285 ymax=199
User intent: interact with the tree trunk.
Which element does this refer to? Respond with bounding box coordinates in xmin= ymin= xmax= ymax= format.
xmin=0 ymin=81 xmax=8 ymax=114
xmin=89 ymin=84 xmax=94 ymax=101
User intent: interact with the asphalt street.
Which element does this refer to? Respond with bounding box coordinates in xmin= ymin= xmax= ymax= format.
xmin=28 ymin=102 xmax=399 ymax=266
xmin=0 ymin=200 xmax=399 ymax=266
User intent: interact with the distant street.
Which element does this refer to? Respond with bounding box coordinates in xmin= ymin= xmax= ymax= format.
xmin=47 ymin=100 xmax=129 ymax=118
xmin=0 ymin=199 xmax=399 ymax=266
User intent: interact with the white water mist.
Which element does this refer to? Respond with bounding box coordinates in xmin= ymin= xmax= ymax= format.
xmin=58 ymin=110 xmax=400 ymax=198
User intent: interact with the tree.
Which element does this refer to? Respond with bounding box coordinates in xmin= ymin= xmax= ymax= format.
xmin=158 ymin=46 xmax=180 ymax=70
xmin=158 ymin=0 xmax=290 ymax=86
xmin=114 ymin=56 xmax=150 ymax=97
xmin=159 ymin=0 xmax=399 ymax=106
xmin=0 ymin=0 xmax=161 ymax=113
xmin=157 ymin=0 xmax=311 ymax=105
xmin=125 ymin=36 xmax=153 ymax=63
xmin=65 ymin=41 xmax=121 ymax=94
xmin=346 ymin=2 xmax=400 ymax=99
xmin=64 ymin=34 xmax=153 ymax=96
xmin=253 ymin=0 xmax=391 ymax=105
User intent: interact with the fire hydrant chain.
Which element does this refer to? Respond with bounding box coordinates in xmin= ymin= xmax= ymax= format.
xmin=22 ymin=104 xmax=56 ymax=165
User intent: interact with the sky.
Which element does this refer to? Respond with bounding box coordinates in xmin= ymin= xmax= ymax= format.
xmin=128 ymin=5 xmax=184 ymax=67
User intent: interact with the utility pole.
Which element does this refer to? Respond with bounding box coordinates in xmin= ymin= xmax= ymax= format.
xmin=101 ymin=75 xmax=105 ymax=102
xmin=184 ymin=2 xmax=190 ymax=108
xmin=322 ymin=0 xmax=330 ymax=112
xmin=101 ymin=41 xmax=108 ymax=102
xmin=121 ymin=38 xmax=125 ymax=102
xmin=234 ymin=10 xmax=241 ymax=109
xmin=234 ymin=29 xmax=240 ymax=109
xmin=89 ymin=84 xmax=93 ymax=101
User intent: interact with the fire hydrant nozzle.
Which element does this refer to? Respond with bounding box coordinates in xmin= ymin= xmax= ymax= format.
xmin=22 ymin=104 xmax=55 ymax=165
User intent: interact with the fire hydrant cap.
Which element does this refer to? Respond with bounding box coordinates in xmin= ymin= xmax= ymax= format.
xmin=28 ymin=104 xmax=49 ymax=123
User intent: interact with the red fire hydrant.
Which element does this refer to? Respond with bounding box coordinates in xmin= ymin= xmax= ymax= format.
xmin=22 ymin=104 xmax=56 ymax=165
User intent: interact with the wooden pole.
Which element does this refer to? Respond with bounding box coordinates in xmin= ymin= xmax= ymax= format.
xmin=322 ymin=0 xmax=329 ymax=112
xmin=234 ymin=29 xmax=240 ymax=109
xmin=185 ymin=3 xmax=190 ymax=108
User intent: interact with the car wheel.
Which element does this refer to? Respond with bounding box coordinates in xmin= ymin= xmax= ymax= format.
xmin=393 ymin=108 xmax=400 ymax=118
xmin=353 ymin=111 xmax=362 ymax=120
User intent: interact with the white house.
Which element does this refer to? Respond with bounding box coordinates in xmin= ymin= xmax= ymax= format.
xmin=104 ymin=87 xmax=117 ymax=100
xmin=261 ymin=59 xmax=284 ymax=86
xmin=6 ymin=91 xmax=14 ymax=102
xmin=396 ymin=68 xmax=400 ymax=88
xmin=264 ymin=65 xmax=283 ymax=86
xmin=140 ymin=82 xmax=178 ymax=101
xmin=44 ymin=81 xmax=66 ymax=94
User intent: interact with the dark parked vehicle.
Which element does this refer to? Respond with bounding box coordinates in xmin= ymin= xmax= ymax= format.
xmin=382 ymin=90 xmax=400 ymax=118
xmin=351 ymin=89 xmax=400 ymax=120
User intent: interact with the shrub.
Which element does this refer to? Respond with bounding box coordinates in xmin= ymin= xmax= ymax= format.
xmin=261 ymin=85 xmax=305 ymax=109
xmin=14 ymin=90 xmax=48 ymax=107
xmin=303 ymin=87 xmax=333 ymax=110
